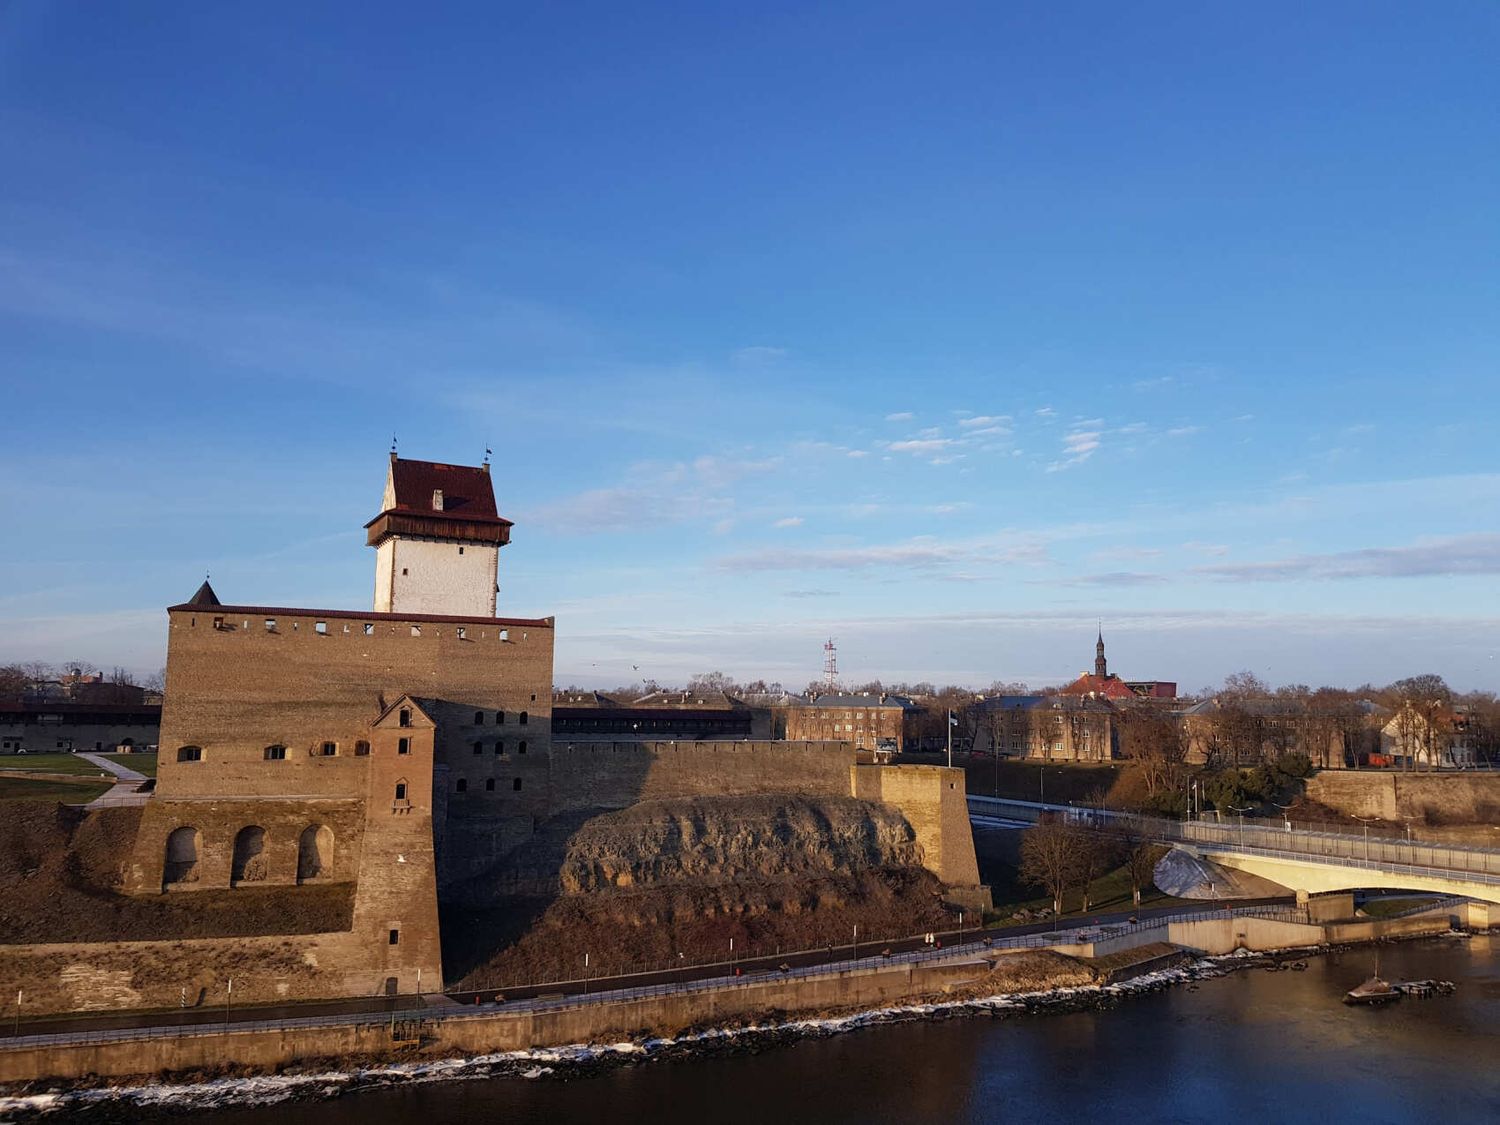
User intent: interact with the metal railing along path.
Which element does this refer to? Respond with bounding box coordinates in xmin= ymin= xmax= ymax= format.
xmin=967 ymin=796 xmax=1500 ymax=880
xmin=0 ymin=902 xmax=1310 ymax=1055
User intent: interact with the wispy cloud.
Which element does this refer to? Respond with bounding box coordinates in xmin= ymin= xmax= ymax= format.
xmin=1046 ymin=428 xmax=1102 ymax=472
xmin=528 ymin=455 xmax=778 ymax=533
xmin=885 ymin=411 xmax=914 ymax=422
xmin=715 ymin=532 xmax=1059 ymax=574
xmin=1195 ymin=533 xmax=1500 ymax=582
xmin=958 ymin=415 xmax=1010 ymax=429
xmin=773 ymin=516 xmax=804 ymax=528
xmin=732 ymin=345 xmax=788 ymax=365
xmin=886 ymin=438 xmax=957 ymax=455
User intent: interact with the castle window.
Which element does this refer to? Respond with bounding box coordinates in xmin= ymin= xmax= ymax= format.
xmin=177 ymin=745 xmax=202 ymax=763
xmin=495 ymin=740 xmax=504 ymax=755
xmin=354 ymin=740 xmax=371 ymax=757
xmin=518 ymin=740 xmax=527 ymax=755
xmin=499 ymin=629 xmax=509 ymax=642
xmin=473 ymin=741 xmax=483 ymax=755
xmin=431 ymin=488 xmax=444 ymax=511
xmin=496 ymin=710 xmax=506 ymax=725
xmin=315 ymin=621 xmax=328 ymax=635
xmin=458 ymin=546 xmax=464 ymax=555
xmin=410 ymin=625 xmax=421 ymax=637
xmin=399 ymin=709 xmax=411 ymax=727
xmin=265 ymin=618 xmax=276 ymax=631
xmin=394 ymin=780 xmax=408 ymax=801
xmin=456 ymin=778 xmax=467 ymax=792
xmin=513 ymin=777 xmax=522 ymax=791
xmin=264 ymin=745 xmax=287 ymax=761
xmin=519 ymin=711 xmax=529 ymax=726
xmin=342 ymin=623 xmax=350 ymax=634
xmin=364 ymin=623 xmax=374 ymax=636
xmin=320 ymin=741 xmax=337 ymax=756
xmin=398 ymin=738 xmax=410 ymax=755
xmin=485 ymin=777 xmax=496 ymax=791
xmin=212 ymin=616 xmax=224 ymax=630
xmin=457 ymin=627 xmax=467 ymax=639
xmin=402 ymin=568 xmax=409 ymax=576
xmin=474 ymin=711 xmax=484 ymax=725
xmin=389 ymin=928 xmax=401 ymax=945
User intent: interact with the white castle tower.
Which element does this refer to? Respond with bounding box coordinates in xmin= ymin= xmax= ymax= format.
xmin=366 ymin=452 xmax=512 ymax=617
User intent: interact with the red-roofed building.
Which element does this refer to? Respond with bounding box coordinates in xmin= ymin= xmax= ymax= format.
xmin=366 ymin=453 xmax=514 ymax=617
xmin=1055 ymin=631 xmax=1176 ymax=701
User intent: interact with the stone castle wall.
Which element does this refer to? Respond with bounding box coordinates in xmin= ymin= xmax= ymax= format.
xmin=851 ymin=763 xmax=982 ymax=888
xmin=547 ymin=740 xmax=855 ymax=812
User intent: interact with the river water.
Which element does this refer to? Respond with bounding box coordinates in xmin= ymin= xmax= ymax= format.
xmin=153 ymin=933 xmax=1498 ymax=1125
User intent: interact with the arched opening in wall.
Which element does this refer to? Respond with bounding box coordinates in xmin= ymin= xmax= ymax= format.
xmin=162 ymin=826 xmax=200 ymax=890
xmin=231 ymin=825 xmax=268 ymax=885
xmin=519 ymin=711 xmax=529 ymax=725
xmin=394 ymin=778 xmax=409 ymax=804
xmin=177 ymin=745 xmax=202 ymax=763
xmin=354 ymin=740 xmax=371 ymax=756
xmin=297 ymin=824 xmax=334 ymax=883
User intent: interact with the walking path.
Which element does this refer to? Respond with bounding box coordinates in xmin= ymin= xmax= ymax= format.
xmin=78 ymin=752 xmax=150 ymax=809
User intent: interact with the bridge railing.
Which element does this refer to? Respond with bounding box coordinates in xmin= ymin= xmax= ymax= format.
xmin=967 ymin=796 xmax=1500 ymax=880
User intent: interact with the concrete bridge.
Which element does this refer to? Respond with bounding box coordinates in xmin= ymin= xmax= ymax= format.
xmin=968 ymin=794 xmax=1500 ymax=908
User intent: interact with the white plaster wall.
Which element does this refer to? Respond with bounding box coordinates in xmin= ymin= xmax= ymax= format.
xmin=377 ymin=538 xmax=498 ymax=617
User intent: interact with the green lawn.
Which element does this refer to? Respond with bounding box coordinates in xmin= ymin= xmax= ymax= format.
xmin=0 ymin=776 xmax=113 ymax=804
xmin=102 ymin=752 xmax=157 ymax=777
xmin=0 ymin=752 xmax=114 ymax=777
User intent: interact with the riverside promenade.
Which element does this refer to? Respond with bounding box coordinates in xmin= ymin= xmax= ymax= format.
xmin=0 ymin=894 xmax=1480 ymax=1086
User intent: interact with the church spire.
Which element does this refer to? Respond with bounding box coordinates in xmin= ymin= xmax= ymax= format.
xmin=1095 ymin=626 xmax=1108 ymax=679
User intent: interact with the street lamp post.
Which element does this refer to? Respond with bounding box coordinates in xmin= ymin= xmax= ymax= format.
xmin=1353 ymin=815 xmax=1377 ymax=862
xmin=1228 ymin=805 xmax=1252 ymax=849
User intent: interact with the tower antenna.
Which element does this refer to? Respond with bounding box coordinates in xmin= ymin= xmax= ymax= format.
xmin=822 ymin=638 xmax=840 ymax=690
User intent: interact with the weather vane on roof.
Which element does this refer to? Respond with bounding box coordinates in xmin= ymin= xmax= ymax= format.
xmin=391 ymin=433 xmax=398 ymax=454
xmin=483 ymin=446 xmax=492 ymax=466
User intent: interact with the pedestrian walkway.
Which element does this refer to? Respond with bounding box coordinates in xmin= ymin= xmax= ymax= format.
xmin=78 ymin=752 xmax=150 ymax=809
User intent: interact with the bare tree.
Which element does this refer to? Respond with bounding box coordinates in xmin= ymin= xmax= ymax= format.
xmin=1119 ymin=828 xmax=1160 ymax=909
xmin=1019 ymin=820 xmax=1084 ymax=917
xmin=1076 ymin=831 xmax=1116 ymax=913
xmin=0 ymin=665 xmax=28 ymax=703
xmin=1117 ymin=708 xmax=1187 ymax=795
xmin=1389 ymin=675 xmax=1452 ymax=771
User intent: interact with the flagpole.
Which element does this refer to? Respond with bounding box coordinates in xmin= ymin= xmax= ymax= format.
xmin=947 ymin=709 xmax=953 ymax=768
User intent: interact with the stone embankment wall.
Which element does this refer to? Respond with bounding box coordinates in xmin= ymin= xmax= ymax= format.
xmin=0 ymin=956 xmax=997 ymax=1085
xmin=1306 ymin=771 xmax=1500 ymax=823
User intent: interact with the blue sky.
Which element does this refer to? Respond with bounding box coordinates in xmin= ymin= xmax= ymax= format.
xmin=3 ymin=2 xmax=1499 ymax=692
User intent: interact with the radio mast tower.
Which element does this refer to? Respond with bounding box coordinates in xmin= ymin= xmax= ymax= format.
xmin=822 ymin=638 xmax=840 ymax=690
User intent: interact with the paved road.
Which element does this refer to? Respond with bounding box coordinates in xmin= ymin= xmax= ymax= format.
xmin=78 ymin=751 xmax=150 ymax=809
xmin=1 ymin=894 xmax=1294 ymax=1042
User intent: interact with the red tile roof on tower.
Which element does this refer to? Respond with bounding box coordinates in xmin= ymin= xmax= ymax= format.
xmin=385 ymin=457 xmax=505 ymax=523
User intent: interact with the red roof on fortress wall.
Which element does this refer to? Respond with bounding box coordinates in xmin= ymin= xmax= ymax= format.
xmin=166 ymin=603 xmax=554 ymax=628
xmin=385 ymin=457 xmax=508 ymax=524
